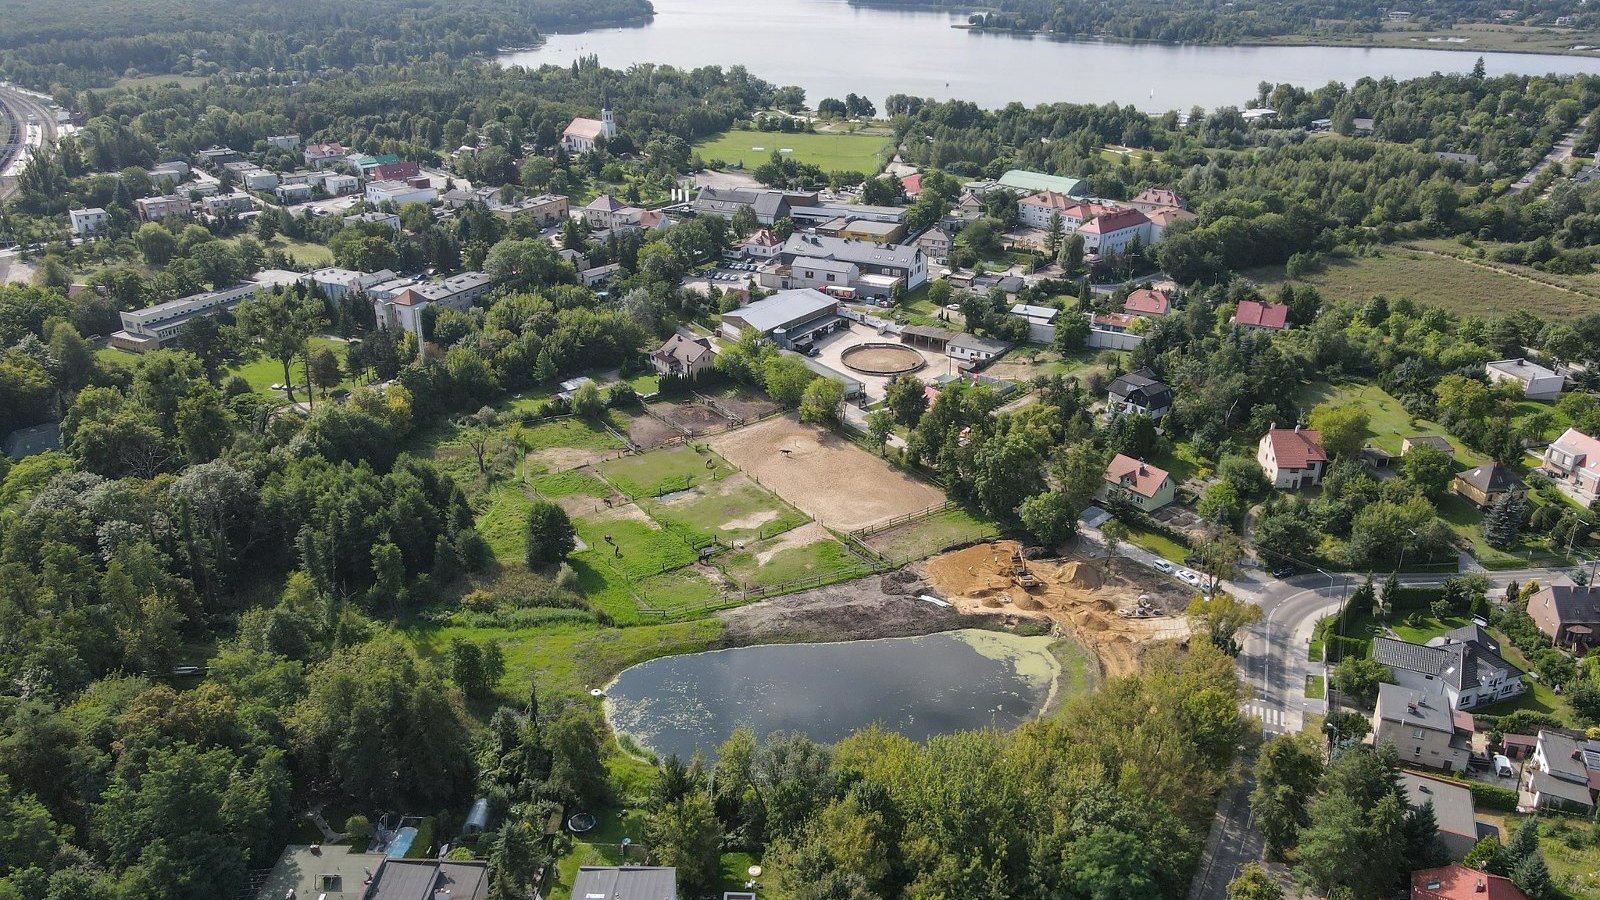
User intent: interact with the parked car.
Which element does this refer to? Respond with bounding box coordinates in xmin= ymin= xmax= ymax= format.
xmin=1271 ymin=566 xmax=1294 ymax=579
xmin=1152 ymin=560 xmax=1174 ymax=574
xmin=1184 ymin=554 xmax=1201 ymax=566
xmin=1494 ymin=754 xmax=1514 ymax=778
xmin=1177 ymin=570 xmax=1202 ymax=587
xmin=945 ymin=303 xmax=961 ymax=311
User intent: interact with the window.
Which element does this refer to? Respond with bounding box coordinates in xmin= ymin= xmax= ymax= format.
xmin=1411 ymin=728 xmax=1427 ymax=739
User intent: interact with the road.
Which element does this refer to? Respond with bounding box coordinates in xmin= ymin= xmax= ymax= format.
xmin=0 ymin=83 xmax=58 ymax=204
xmin=1509 ymin=111 xmax=1594 ymax=195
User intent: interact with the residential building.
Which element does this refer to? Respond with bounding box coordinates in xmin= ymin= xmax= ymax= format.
xmin=69 ymin=207 xmax=107 ymax=236
xmin=1398 ymin=773 xmax=1481 ymax=860
xmin=774 ymin=232 xmax=927 ymax=293
xmin=784 ymin=256 xmax=860 ymax=291
xmin=364 ymin=858 xmax=489 ymax=900
xmin=1097 ymin=454 xmax=1175 ymax=511
xmin=1122 ymin=288 xmax=1169 ymax=317
xmin=366 ymin=180 xmax=437 ymax=206
xmin=1078 ymin=208 xmax=1152 ymax=255
xmin=321 ymin=173 xmax=360 ymax=196
xmin=580 ymin=194 xmax=628 ymax=230
xmin=1527 ymin=583 xmax=1600 ymax=650
xmin=580 ymin=263 xmax=622 ymax=287
xmin=1371 ymin=683 xmax=1473 ymax=773
xmin=1413 ymin=866 xmax=1527 ymax=900
xmin=369 ymin=161 xmax=421 ymax=182
xmin=203 ymin=193 xmax=255 ymax=216
xmin=275 ymin=182 xmax=313 ymax=203
xmin=1128 ymin=187 xmax=1188 ymax=212
xmin=951 ymin=190 xmax=985 ymax=222
xmin=1485 ymin=357 xmax=1565 ymax=400
xmin=149 ymin=160 xmax=191 ymax=184
xmin=1541 ymin=428 xmax=1600 ymax=499
xmin=562 ymin=108 xmax=618 ymax=153
xmin=1525 ymin=730 xmax=1600 ymax=812
xmin=344 ymin=210 xmax=403 ymax=231
xmin=1088 ymin=312 xmax=1144 ymax=350
xmin=788 ymin=201 xmax=904 ymax=230
xmin=266 ymin=134 xmax=300 ymax=150
xmin=255 ymin=845 xmax=385 ymax=900
xmin=1018 ymin=191 xmax=1106 ymax=229
xmin=242 ymin=169 xmax=280 ymax=191
xmin=1107 ymin=368 xmax=1173 ymax=418
xmin=1258 ymin=425 xmax=1327 ymax=489
xmin=136 ymin=194 xmax=192 ymax=222
xmin=652 ymin=333 xmax=715 ymax=379
xmin=1232 ymin=299 xmax=1290 ymax=330
xmin=1453 ymin=463 xmax=1523 ymax=509
xmin=743 ymin=228 xmax=785 ymax=259
xmin=488 ymin=192 xmax=568 ymax=225
xmin=112 ymin=280 xmax=273 ymax=351
xmin=1371 ymin=627 xmax=1525 ymax=711
xmin=303 ymin=142 xmax=347 ymax=168
xmin=197 ymin=147 xmax=243 ymax=168
xmin=1145 ymin=205 xmax=1198 ymax=242
xmin=719 ymin=288 xmax=841 ymax=351
xmin=373 ymin=271 xmax=494 ymax=333
xmin=693 ymin=186 xmax=788 ymax=223
xmin=569 ymin=866 xmax=676 ymax=900
xmin=914 ymin=226 xmax=952 ymax=262
xmin=946 ymin=333 xmax=1011 ymax=368
xmin=351 ymin=153 xmax=405 ymax=177
xmin=995 ymin=169 xmax=1089 ymax=197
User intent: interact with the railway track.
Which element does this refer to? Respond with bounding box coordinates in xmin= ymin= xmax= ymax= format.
xmin=0 ymin=85 xmax=57 ymax=204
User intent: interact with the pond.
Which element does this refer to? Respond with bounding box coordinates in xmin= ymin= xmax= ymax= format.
xmin=604 ymin=628 xmax=1061 ymax=760
xmin=501 ymin=0 xmax=1600 ymax=111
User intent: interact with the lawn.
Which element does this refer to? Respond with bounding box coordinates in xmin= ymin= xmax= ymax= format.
xmin=1122 ymin=524 xmax=1191 ymax=563
xmin=694 ymin=129 xmax=890 ymax=174
xmin=532 ymin=469 xmax=613 ymax=500
xmin=571 ymin=510 xmax=700 ymax=581
xmin=477 ymin=481 xmax=538 ymax=563
xmin=523 ymin=418 xmax=626 ymax=452
xmin=268 ymin=237 xmax=335 ymax=268
xmin=1306 ymin=674 xmax=1325 ymax=700
xmin=596 ymin=445 xmax=735 ymax=499
xmin=1437 ymin=494 xmax=1572 ymax=570
xmin=95 ymin=346 xmax=138 ymax=370
xmin=860 ymin=506 xmax=997 ymax=562
xmin=1247 ymin=247 xmax=1599 ymax=320
xmin=643 ymin=479 xmax=810 ymax=545
xmin=1152 ymin=440 xmax=1208 ymax=485
xmin=226 ymin=336 xmax=353 ymax=398
xmin=718 ymin=537 xmax=871 ymax=590
xmin=1300 ymin=380 xmax=1487 ymax=463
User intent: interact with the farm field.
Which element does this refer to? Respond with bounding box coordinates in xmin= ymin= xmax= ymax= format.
xmin=695 ymin=128 xmax=890 ymax=173
xmin=1247 ymin=247 xmax=1600 ymax=320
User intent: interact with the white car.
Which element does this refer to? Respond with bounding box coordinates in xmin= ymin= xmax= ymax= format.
xmin=1151 ymin=559 xmax=1174 ymax=574
xmin=944 ymin=303 xmax=961 ymax=311
xmin=1177 ymin=570 xmax=1202 ymax=587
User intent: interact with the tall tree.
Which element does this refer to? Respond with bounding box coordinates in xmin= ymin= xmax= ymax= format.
xmin=236 ymin=289 xmax=326 ymax=402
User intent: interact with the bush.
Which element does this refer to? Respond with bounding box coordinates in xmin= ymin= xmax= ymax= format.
xmin=1468 ymin=781 xmax=1519 ymax=813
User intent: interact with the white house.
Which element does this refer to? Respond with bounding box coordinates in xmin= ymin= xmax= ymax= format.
xmin=69 ymin=208 xmax=107 ymax=236
xmin=1526 ymin=731 xmax=1599 ymax=812
xmin=1078 ymin=208 xmax=1152 ymax=255
xmin=275 ymin=182 xmax=313 ymax=203
xmin=372 ymin=271 xmax=494 ymax=333
xmin=946 ymin=333 xmax=1011 ymax=368
xmin=266 ymin=134 xmax=301 ymax=150
xmin=366 ymin=181 xmax=436 ymax=206
xmin=1542 ymin=428 xmax=1600 ymax=501
xmin=562 ymin=109 xmax=617 ymax=153
xmin=320 ymin=173 xmax=361 ymax=196
xmin=1485 ymin=358 xmax=1565 ymax=400
xmin=1258 ymin=425 xmax=1328 ymax=489
xmin=1371 ymin=625 xmax=1525 ymax=711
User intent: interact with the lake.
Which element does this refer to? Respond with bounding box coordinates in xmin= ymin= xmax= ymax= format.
xmin=501 ymin=0 xmax=1600 ymax=111
xmin=604 ymin=629 xmax=1060 ymax=760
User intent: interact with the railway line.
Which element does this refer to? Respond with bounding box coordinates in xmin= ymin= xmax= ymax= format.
xmin=0 ymin=84 xmax=58 ymax=204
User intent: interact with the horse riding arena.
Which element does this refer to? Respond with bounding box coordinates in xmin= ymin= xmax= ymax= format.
xmin=707 ymin=415 xmax=945 ymax=532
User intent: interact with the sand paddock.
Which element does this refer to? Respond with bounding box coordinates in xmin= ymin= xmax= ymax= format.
xmin=708 ymin=416 xmax=945 ymax=532
xmin=647 ymin=400 xmax=729 ymax=435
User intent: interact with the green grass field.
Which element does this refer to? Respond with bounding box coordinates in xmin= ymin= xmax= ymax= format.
xmin=1248 ymin=247 xmax=1600 ymax=320
xmin=643 ymin=479 xmax=809 ymax=544
xmin=226 ymin=336 xmax=352 ymax=398
xmin=572 ymin=510 xmax=699 ymax=582
xmin=1123 ymin=525 xmax=1191 ymax=563
xmin=477 ymin=481 xmax=538 ymax=563
xmin=719 ymin=537 xmax=871 ymax=590
xmin=695 ymin=129 xmax=889 ymax=174
xmin=861 ymin=506 xmax=997 ymax=561
xmin=524 ymin=418 xmax=627 ymax=452
xmin=1300 ymin=381 xmax=1488 ymax=462
xmin=596 ymin=445 xmax=734 ymax=499
xmin=533 ymin=469 xmax=613 ymax=500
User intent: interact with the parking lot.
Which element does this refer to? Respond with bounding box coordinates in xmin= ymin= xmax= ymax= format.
xmin=683 ymin=262 xmax=758 ymax=295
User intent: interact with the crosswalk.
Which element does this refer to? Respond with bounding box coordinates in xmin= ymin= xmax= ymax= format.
xmin=1244 ymin=703 xmax=1297 ymax=733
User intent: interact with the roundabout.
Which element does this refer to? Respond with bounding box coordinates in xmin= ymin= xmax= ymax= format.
xmin=839 ymin=342 xmax=926 ymax=376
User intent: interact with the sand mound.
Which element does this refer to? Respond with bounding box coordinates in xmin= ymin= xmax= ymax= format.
xmin=1058 ymin=561 xmax=1103 ymax=589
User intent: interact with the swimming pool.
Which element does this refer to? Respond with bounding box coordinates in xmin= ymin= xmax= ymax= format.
xmin=386 ymin=826 xmax=417 ymax=858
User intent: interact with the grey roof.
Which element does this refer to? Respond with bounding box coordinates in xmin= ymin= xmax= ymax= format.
xmin=948 ymin=333 xmax=1012 ymax=355
xmin=1376 ymin=683 xmax=1456 ymax=733
xmin=1456 ymin=463 xmax=1522 ymax=495
xmin=781 ymin=233 xmax=921 ymax=273
xmin=791 ymin=255 xmax=856 ymax=274
xmin=1537 ymin=585 xmax=1600 ymax=627
xmin=254 ymin=845 xmax=386 ymax=900
xmin=900 ymin=324 xmax=957 ymax=342
xmin=569 ymin=866 xmax=677 ymax=900
xmin=1536 ymin=730 xmax=1600 ymax=784
xmin=723 ymin=289 xmax=837 ymax=334
xmin=1430 ymin=624 xmax=1499 ymax=654
xmin=1530 ymin=768 xmax=1595 ymax=807
xmin=1108 ymin=367 xmax=1173 ymax=409
xmin=753 ymin=192 xmax=792 ymax=220
xmin=5 ymin=422 xmax=60 ymax=460
xmin=364 ymin=858 xmax=489 ymax=900
xmin=1399 ymin=773 xmax=1478 ymax=840
xmin=1487 ymin=357 xmax=1560 ymax=381
xmin=1372 ymin=635 xmax=1522 ymax=692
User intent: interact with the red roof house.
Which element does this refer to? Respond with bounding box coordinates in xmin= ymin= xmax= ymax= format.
xmin=1412 ymin=866 xmax=1527 ymax=900
xmin=1233 ymin=299 xmax=1290 ymax=330
xmin=1258 ymin=425 xmax=1328 ymax=489
xmin=1098 ymin=454 xmax=1175 ymax=510
xmin=1123 ymin=288 xmax=1170 ymax=317
xmin=900 ymin=173 xmax=922 ymax=197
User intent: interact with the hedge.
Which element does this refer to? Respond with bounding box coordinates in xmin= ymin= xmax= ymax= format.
xmin=1468 ymin=781 xmax=1519 ymax=813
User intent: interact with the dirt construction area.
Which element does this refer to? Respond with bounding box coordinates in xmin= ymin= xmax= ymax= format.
xmin=922 ymin=540 xmax=1190 ymax=677
xmin=708 ymin=415 xmax=945 ymax=532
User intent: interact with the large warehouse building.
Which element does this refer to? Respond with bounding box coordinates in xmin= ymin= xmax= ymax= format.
xmin=719 ymin=289 xmax=842 ymax=351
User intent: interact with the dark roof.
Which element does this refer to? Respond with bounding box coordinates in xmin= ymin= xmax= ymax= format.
xmin=1456 ymin=463 xmax=1523 ymax=495
xmin=569 ymin=866 xmax=677 ymax=900
xmin=1373 ymin=634 xmax=1523 ymax=692
xmin=4 ymin=422 xmax=60 ymax=460
xmin=1399 ymin=773 xmax=1478 ymax=840
xmin=752 ymin=192 xmax=791 ymax=220
xmin=364 ymin=859 xmax=489 ymax=900
xmin=1536 ymin=585 xmax=1600 ymax=627
xmin=1108 ymin=367 xmax=1173 ymax=409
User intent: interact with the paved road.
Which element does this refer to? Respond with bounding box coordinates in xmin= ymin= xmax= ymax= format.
xmin=1187 ymin=767 xmax=1269 ymax=900
xmin=1509 ymin=111 xmax=1594 ymax=195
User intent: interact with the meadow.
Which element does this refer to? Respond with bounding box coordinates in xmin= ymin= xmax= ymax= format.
xmin=694 ymin=128 xmax=890 ymax=173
